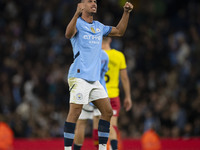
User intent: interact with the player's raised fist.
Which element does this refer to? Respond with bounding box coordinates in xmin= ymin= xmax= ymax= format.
xmin=76 ymin=3 xmax=85 ymax=15
xmin=124 ymin=2 xmax=134 ymax=13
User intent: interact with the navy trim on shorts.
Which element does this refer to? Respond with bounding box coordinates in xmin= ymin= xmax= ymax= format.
xmin=82 ymin=108 xmax=94 ymax=113
xmin=69 ymin=84 xmax=75 ymax=92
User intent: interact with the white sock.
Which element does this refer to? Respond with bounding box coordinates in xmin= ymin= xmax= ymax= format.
xmin=99 ymin=144 xmax=107 ymax=150
xmin=64 ymin=146 xmax=71 ymax=150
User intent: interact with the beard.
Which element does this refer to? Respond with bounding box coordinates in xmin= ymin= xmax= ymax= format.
xmin=90 ymin=11 xmax=96 ymax=16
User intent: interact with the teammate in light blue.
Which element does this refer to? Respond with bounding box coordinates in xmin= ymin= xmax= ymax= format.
xmin=99 ymin=50 xmax=109 ymax=91
xmin=64 ymin=0 xmax=133 ymax=150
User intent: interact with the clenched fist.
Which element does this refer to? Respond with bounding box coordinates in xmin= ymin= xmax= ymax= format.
xmin=76 ymin=3 xmax=85 ymax=15
xmin=124 ymin=2 xmax=134 ymax=13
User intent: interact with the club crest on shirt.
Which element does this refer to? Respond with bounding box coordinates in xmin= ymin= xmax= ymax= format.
xmin=96 ymin=28 xmax=101 ymax=32
xmin=76 ymin=93 xmax=83 ymax=100
xmin=91 ymin=27 xmax=95 ymax=33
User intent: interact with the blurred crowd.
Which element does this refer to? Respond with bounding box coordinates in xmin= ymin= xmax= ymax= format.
xmin=0 ymin=0 xmax=200 ymax=139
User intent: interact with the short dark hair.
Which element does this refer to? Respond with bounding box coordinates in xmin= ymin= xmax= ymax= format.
xmin=77 ymin=0 xmax=82 ymax=3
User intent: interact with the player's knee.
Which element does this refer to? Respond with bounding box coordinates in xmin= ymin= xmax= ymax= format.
xmin=67 ymin=105 xmax=82 ymax=121
xmin=109 ymin=108 xmax=113 ymax=118
xmin=104 ymin=107 xmax=113 ymax=119
xmin=73 ymin=108 xmax=82 ymax=118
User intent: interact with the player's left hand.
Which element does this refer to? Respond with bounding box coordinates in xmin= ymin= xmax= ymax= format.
xmin=124 ymin=2 xmax=134 ymax=13
xmin=123 ymin=97 xmax=132 ymax=111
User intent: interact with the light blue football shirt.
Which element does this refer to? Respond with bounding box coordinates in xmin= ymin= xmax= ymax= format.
xmin=68 ymin=17 xmax=112 ymax=81
xmin=100 ymin=50 xmax=109 ymax=92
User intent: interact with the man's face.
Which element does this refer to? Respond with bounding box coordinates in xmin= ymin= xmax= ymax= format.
xmin=83 ymin=0 xmax=97 ymax=14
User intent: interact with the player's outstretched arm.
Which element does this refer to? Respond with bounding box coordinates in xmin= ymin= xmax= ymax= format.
xmin=120 ymin=69 xmax=132 ymax=111
xmin=65 ymin=3 xmax=84 ymax=39
xmin=108 ymin=2 xmax=133 ymax=37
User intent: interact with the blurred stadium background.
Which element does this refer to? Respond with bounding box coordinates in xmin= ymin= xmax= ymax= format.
xmin=0 ymin=0 xmax=200 ymax=149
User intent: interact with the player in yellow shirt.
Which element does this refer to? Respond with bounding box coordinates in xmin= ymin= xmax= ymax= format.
xmin=93 ymin=37 xmax=132 ymax=150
